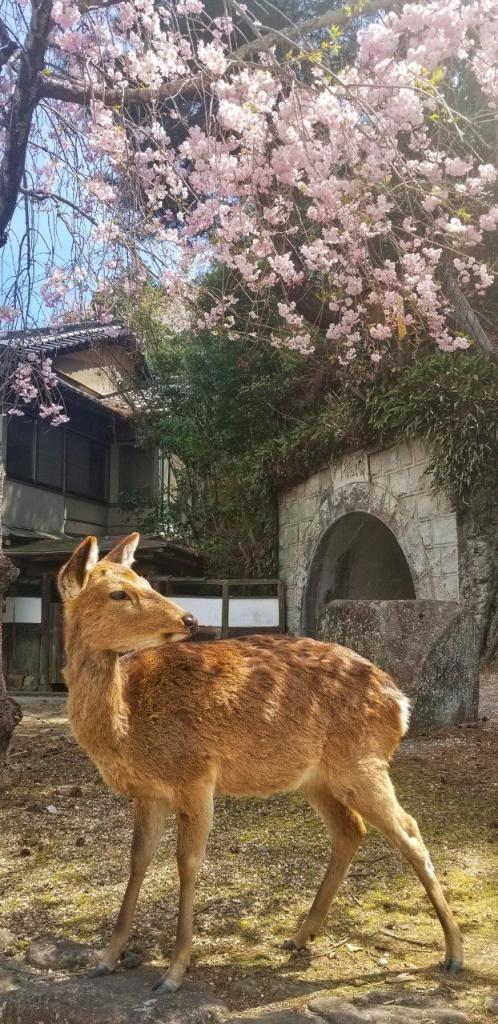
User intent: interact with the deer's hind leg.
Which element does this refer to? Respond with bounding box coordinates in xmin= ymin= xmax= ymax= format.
xmin=94 ymin=797 xmax=169 ymax=976
xmin=340 ymin=765 xmax=464 ymax=971
xmin=284 ymin=783 xmax=366 ymax=950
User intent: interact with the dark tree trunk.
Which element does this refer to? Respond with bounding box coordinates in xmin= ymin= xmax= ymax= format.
xmin=0 ymin=691 xmax=23 ymax=789
xmin=0 ymin=454 xmax=22 ymax=788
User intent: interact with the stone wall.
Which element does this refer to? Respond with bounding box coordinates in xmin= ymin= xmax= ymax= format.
xmin=279 ymin=438 xmax=460 ymax=635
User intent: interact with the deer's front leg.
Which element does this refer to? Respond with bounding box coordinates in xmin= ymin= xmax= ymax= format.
xmin=94 ymin=797 xmax=168 ymax=976
xmin=153 ymin=785 xmax=214 ymax=994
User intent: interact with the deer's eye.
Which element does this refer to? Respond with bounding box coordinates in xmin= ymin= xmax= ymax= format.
xmin=109 ymin=590 xmax=129 ymax=601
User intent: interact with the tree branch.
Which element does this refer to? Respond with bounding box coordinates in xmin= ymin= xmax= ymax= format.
xmin=0 ymin=0 xmax=54 ymax=249
xmin=0 ymin=16 xmax=19 ymax=70
xmin=38 ymin=0 xmax=395 ymax=107
xmin=442 ymin=267 xmax=496 ymax=355
xmin=38 ymin=69 xmax=210 ymax=106
xmin=19 ymin=185 xmax=98 ymax=225
xmin=235 ymin=0 xmax=397 ymax=60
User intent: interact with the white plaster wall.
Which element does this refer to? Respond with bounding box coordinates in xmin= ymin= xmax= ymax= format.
xmin=4 ymin=596 xmax=42 ymax=624
xmin=278 ymin=439 xmax=459 ymax=634
xmin=171 ymin=596 xmax=279 ymax=628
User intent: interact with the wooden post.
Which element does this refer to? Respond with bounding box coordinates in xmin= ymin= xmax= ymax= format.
xmin=277 ymin=580 xmax=286 ymax=634
xmin=48 ymin=602 xmax=62 ymax=690
xmin=39 ymin=574 xmax=51 ymax=692
xmin=221 ymin=582 xmax=230 ymax=638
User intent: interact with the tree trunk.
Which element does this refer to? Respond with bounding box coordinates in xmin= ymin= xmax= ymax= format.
xmin=0 ymin=443 xmax=22 ymax=789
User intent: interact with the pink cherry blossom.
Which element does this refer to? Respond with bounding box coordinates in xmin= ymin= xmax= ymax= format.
xmin=51 ymin=0 xmax=80 ymax=29
xmin=2 ymin=0 xmax=496 ymax=373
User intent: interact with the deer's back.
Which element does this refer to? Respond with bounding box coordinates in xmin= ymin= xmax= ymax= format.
xmin=120 ymin=635 xmax=407 ymax=799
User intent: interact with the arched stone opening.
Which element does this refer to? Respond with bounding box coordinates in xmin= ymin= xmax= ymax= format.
xmin=303 ymin=511 xmax=416 ymax=636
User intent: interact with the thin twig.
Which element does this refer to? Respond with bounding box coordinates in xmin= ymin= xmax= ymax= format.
xmin=295 ymin=937 xmax=351 ymax=960
xmin=378 ymin=929 xmax=434 ymax=949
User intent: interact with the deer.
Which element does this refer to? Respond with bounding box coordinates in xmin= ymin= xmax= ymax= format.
xmin=58 ymin=532 xmax=464 ymax=995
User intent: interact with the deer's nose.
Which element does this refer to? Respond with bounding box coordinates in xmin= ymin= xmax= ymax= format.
xmin=182 ymin=613 xmax=198 ymax=634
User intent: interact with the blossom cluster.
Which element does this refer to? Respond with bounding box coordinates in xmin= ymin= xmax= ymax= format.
xmin=3 ymin=0 xmax=498 ymax=368
xmin=6 ymin=353 xmax=68 ymax=426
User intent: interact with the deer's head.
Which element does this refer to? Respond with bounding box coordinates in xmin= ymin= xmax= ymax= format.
xmin=58 ymin=533 xmax=197 ymax=652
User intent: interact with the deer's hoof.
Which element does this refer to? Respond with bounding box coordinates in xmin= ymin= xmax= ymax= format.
xmin=442 ymin=957 xmax=463 ymax=973
xmin=152 ymin=975 xmax=181 ymax=994
xmin=282 ymin=936 xmax=310 ymax=951
xmin=91 ymin=963 xmax=114 ymax=978
xmin=121 ymin=951 xmax=141 ymax=970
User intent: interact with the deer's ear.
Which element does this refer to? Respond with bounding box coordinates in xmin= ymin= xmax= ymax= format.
xmin=58 ymin=536 xmax=99 ymax=600
xmin=102 ymin=532 xmax=140 ymax=568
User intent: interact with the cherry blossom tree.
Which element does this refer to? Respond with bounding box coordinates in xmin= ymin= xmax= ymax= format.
xmin=0 ymin=0 xmax=497 ymax=776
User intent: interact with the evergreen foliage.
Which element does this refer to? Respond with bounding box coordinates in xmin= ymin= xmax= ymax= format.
xmin=120 ymin=290 xmax=498 ymax=577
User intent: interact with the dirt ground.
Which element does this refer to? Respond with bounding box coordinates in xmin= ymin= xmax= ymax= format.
xmin=1 ymin=699 xmax=497 ymax=1021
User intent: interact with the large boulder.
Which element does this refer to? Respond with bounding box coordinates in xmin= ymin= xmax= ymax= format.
xmin=0 ymin=968 xmax=228 ymax=1024
xmin=317 ymin=600 xmax=479 ymax=734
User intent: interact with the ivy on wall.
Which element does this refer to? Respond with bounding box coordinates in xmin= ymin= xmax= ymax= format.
xmin=271 ymin=352 xmax=498 ymax=506
xmin=119 ymin=289 xmax=498 ymax=577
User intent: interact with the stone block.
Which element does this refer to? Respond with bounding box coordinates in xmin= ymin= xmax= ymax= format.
xmin=432 ymin=514 xmax=457 ymax=546
xmin=280 ymin=524 xmax=298 ymax=549
xmin=426 ymin=547 xmax=442 ymax=577
xmin=423 ymin=479 xmax=455 ymax=515
xmin=287 ymin=502 xmax=300 ymax=525
xmin=283 ymin=544 xmax=298 ymax=569
xmin=286 ymin=608 xmax=300 ymax=634
xmin=382 ymin=446 xmax=400 ymax=474
xmin=298 ymin=521 xmax=311 ymax=544
xmin=388 ymin=469 xmax=410 ymax=497
xmin=407 ymin=463 xmax=428 ymax=494
xmin=418 ymin=521 xmax=433 ymax=547
xmin=369 ymin=450 xmax=384 ymax=477
xmin=302 ymin=496 xmax=319 ymax=522
xmin=305 ymin=473 xmax=322 ymax=499
xmin=396 ymin=441 xmax=414 ymax=469
xmin=411 ymin=437 xmax=429 ymax=464
xmin=439 ymin=543 xmax=458 ymax=576
xmin=317 ymin=468 xmax=332 ymax=495
xmin=413 ymin=570 xmax=436 ymax=599
xmin=434 ymin=489 xmax=454 ymax=515
xmin=416 ymin=494 xmax=434 ymax=520
xmin=436 ymin=574 xmax=459 ymax=601
xmin=318 ymin=599 xmax=479 ymax=732
xmin=408 ymin=542 xmax=429 ymax=577
xmin=339 ymin=451 xmax=369 ymax=483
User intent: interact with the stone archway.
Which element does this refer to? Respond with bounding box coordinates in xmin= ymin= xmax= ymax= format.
xmin=303 ymin=510 xmax=416 ymax=636
xmin=277 ymin=441 xmax=479 ymax=730
xmin=296 ymin=479 xmax=434 ymax=635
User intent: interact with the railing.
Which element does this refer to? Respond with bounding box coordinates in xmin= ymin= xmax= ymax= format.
xmin=151 ymin=577 xmax=286 ymax=638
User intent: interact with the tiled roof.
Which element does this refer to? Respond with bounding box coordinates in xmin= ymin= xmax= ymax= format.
xmin=0 ymin=320 xmax=137 ymax=355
